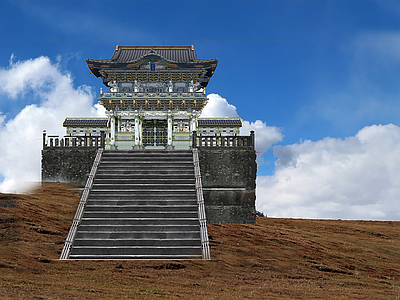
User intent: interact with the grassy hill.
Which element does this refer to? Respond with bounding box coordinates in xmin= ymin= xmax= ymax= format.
xmin=1 ymin=183 xmax=399 ymax=299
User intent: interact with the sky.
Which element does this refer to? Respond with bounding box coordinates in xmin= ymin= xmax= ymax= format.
xmin=0 ymin=0 xmax=400 ymax=220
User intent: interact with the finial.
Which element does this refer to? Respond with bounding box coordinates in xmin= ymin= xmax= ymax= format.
xmin=100 ymin=87 xmax=103 ymax=95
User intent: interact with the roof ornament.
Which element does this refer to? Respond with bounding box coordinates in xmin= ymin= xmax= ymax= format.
xmin=108 ymin=80 xmax=118 ymax=93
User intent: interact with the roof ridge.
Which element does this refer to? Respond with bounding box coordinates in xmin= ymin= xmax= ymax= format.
xmin=116 ymin=45 xmax=195 ymax=49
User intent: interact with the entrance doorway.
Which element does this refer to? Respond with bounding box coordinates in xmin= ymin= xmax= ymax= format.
xmin=142 ymin=119 xmax=167 ymax=147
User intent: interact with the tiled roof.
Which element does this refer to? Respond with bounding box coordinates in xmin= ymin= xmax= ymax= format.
xmin=63 ymin=118 xmax=109 ymax=127
xmin=110 ymin=45 xmax=198 ymax=63
xmin=197 ymin=118 xmax=242 ymax=127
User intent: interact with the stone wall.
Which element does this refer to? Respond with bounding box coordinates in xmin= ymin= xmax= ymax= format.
xmin=198 ymin=148 xmax=257 ymax=224
xmin=42 ymin=146 xmax=257 ymax=224
xmin=41 ymin=148 xmax=98 ymax=187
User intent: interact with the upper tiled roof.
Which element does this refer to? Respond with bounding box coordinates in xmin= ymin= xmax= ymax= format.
xmin=110 ymin=45 xmax=198 ymax=63
xmin=63 ymin=118 xmax=109 ymax=127
xmin=197 ymin=118 xmax=242 ymax=127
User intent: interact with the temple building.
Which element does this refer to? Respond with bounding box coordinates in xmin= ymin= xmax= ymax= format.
xmin=63 ymin=45 xmax=243 ymax=149
xmin=42 ymin=44 xmax=257 ymax=253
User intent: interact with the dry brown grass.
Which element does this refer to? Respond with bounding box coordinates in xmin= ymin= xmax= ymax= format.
xmin=1 ymin=182 xmax=400 ymax=299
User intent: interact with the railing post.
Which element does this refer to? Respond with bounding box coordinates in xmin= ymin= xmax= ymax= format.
xmin=42 ymin=130 xmax=46 ymax=148
xmin=192 ymin=131 xmax=197 ymax=148
xmin=101 ymin=131 xmax=105 ymax=148
xmin=250 ymin=130 xmax=255 ymax=149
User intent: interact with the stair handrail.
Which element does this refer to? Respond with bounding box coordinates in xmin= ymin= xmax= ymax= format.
xmin=60 ymin=147 xmax=104 ymax=260
xmin=192 ymin=148 xmax=211 ymax=260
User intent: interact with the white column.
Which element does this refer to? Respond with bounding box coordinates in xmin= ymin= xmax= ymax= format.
xmin=191 ymin=110 xmax=197 ymax=132
xmin=139 ymin=118 xmax=142 ymax=147
xmin=167 ymin=110 xmax=173 ymax=148
xmin=110 ymin=115 xmax=116 ymax=148
xmin=134 ymin=112 xmax=140 ymax=147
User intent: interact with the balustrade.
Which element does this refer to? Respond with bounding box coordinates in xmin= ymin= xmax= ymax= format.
xmin=42 ymin=131 xmax=106 ymax=149
xmin=192 ymin=131 xmax=255 ymax=149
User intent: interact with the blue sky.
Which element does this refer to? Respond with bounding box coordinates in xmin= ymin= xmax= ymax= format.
xmin=1 ymin=0 xmax=400 ymax=219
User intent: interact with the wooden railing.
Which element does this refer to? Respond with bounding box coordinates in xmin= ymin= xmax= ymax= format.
xmin=192 ymin=131 xmax=255 ymax=149
xmin=42 ymin=131 xmax=105 ymax=149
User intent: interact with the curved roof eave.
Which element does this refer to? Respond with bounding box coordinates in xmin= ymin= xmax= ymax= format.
xmin=86 ymin=55 xmax=218 ymax=70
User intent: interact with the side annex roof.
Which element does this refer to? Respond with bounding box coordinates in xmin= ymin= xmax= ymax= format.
xmin=63 ymin=118 xmax=109 ymax=127
xmin=197 ymin=118 xmax=243 ymax=127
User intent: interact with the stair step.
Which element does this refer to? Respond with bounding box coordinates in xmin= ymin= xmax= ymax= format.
xmin=82 ymin=212 xmax=198 ymax=218
xmin=84 ymin=205 xmax=198 ymax=211
xmin=86 ymin=200 xmax=197 ymax=206
xmin=80 ymin=218 xmax=200 ymax=226
xmin=101 ymin=157 xmax=192 ymax=161
xmin=73 ymin=239 xmax=201 ymax=247
xmin=91 ymin=184 xmax=195 ymax=190
xmin=75 ymin=231 xmax=200 ymax=239
xmin=89 ymin=189 xmax=196 ymax=194
xmin=70 ymin=246 xmax=202 ymax=256
xmin=96 ymin=170 xmax=194 ymax=175
xmin=95 ymin=174 xmax=194 ymax=179
xmin=68 ymin=254 xmax=202 ymax=260
xmin=77 ymin=225 xmax=199 ymax=231
xmin=93 ymin=179 xmax=195 ymax=184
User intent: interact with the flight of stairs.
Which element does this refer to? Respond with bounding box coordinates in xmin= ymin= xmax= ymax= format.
xmin=68 ymin=150 xmax=203 ymax=260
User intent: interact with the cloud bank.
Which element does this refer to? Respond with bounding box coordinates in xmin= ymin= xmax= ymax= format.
xmin=0 ymin=56 xmax=105 ymax=192
xmin=1 ymin=58 xmax=399 ymax=221
xmin=201 ymin=93 xmax=283 ymax=162
xmin=257 ymin=124 xmax=400 ymax=220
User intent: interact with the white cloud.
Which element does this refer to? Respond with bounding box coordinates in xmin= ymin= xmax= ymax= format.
xmin=0 ymin=56 xmax=105 ymax=193
xmin=202 ymin=93 xmax=283 ymax=163
xmin=201 ymin=93 xmax=239 ymax=118
xmin=257 ymin=124 xmax=400 ymax=220
xmin=241 ymin=120 xmax=283 ymax=163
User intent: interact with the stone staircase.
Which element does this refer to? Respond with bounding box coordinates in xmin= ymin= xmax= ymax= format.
xmin=68 ymin=150 xmax=203 ymax=260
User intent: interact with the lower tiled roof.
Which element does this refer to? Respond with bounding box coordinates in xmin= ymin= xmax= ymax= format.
xmin=197 ymin=118 xmax=242 ymax=127
xmin=63 ymin=118 xmax=109 ymax=127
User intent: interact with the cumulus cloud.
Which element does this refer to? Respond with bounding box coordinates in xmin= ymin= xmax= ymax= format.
xmin=201 ymin=94 xmax=239 ymax=118
xmin=241 ymin=120 xmax=283 ymax=163
xmin=0 ymin=56 xmax=105 ymax=193
xmin=257 ymin=124 xmax=400 ymax=220
xmin=201 ymin=93 xmax=283 ymax=163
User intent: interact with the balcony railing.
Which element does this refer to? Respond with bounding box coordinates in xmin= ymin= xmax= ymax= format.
xmin=100 ymin=92 xmax=206 ymax=98
xmin=42 ymin=131 xmax=105 ymax=149
xmin=192 ymin=131 xmax=255 ymax=149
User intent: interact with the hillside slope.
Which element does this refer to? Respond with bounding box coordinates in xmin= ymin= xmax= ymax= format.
xmin=0 ymin=183 xmax=399 ymax=299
